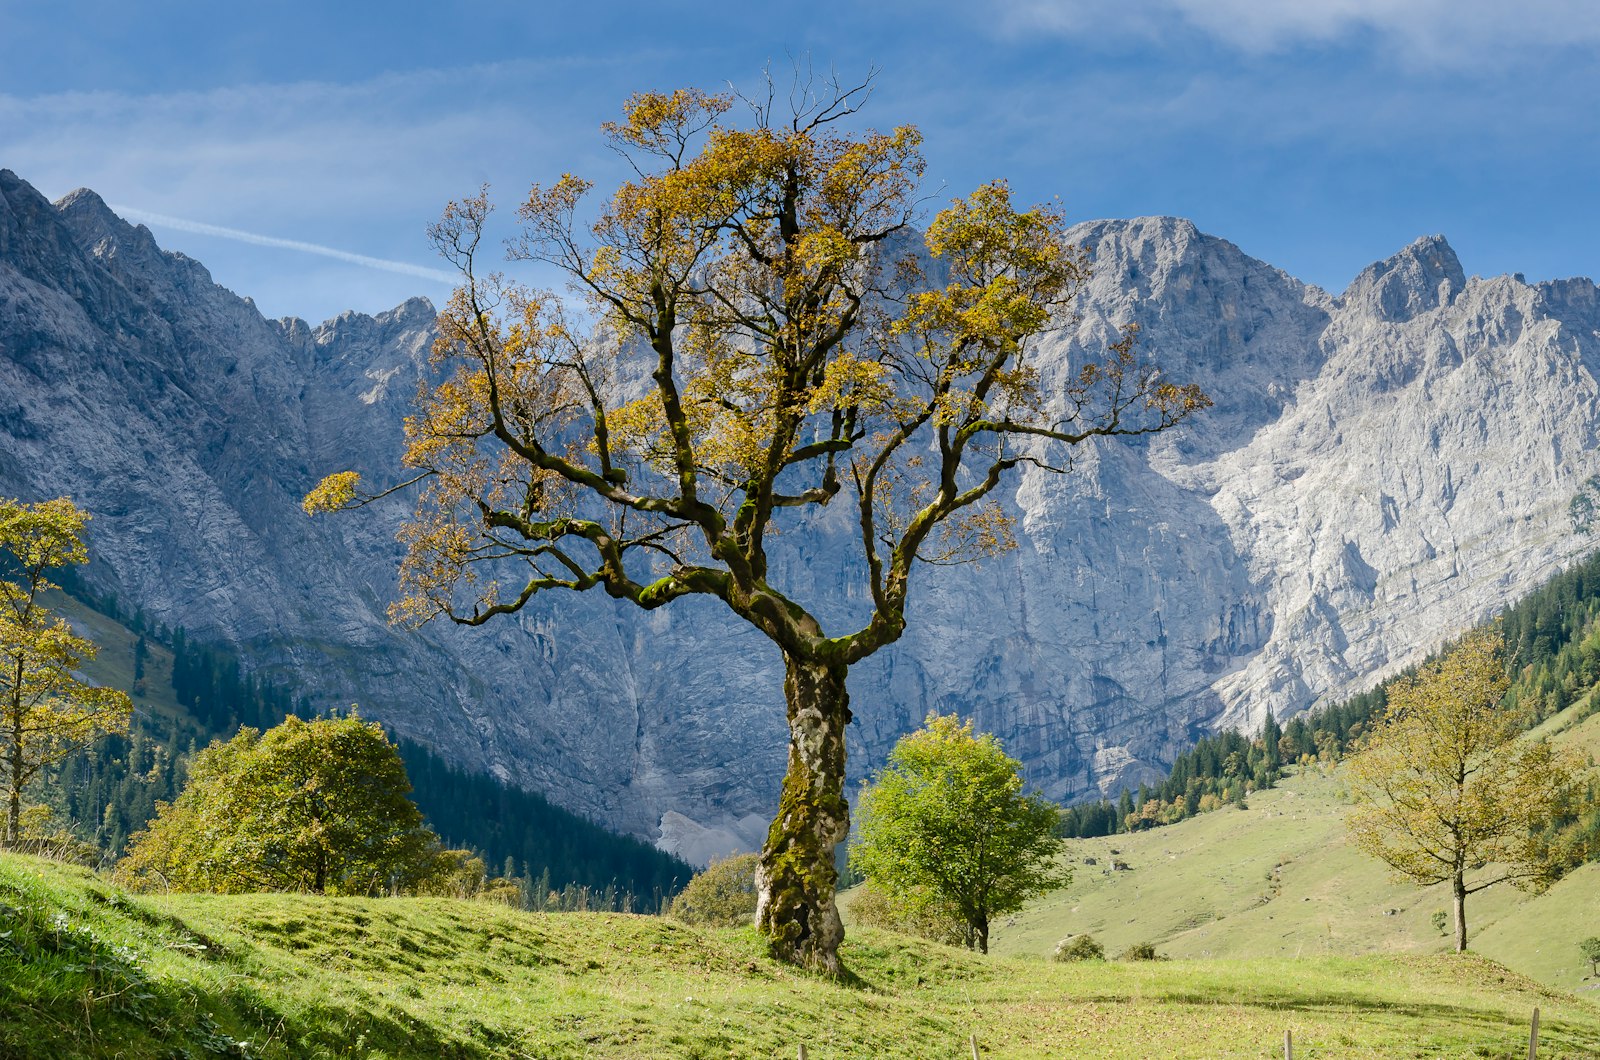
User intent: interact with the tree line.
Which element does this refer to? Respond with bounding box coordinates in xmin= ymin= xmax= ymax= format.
xmin=1055 ymin=718 xmax=1284 ymax=839
xmin=1060 ymin=549 xmax=1600 ymax=846
xmin=1503 ymin=550 xmax=1600 ymax=722
xmin=40 ymin=597 xmax=690 ymax=910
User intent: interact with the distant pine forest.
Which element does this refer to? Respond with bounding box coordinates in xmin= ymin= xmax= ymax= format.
xmin=1057 ymin=549 xmax=1600 ymax=870
xmin=40 ymin=572 xmax=693 ymax=911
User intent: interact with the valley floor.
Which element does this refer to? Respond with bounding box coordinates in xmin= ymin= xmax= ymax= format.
xmin=3 ymin=853 xmax=1598 ymax=1058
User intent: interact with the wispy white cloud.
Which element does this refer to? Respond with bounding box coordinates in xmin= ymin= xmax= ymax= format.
xmin=4 ymin=19 xmax=1596 ymax=319
xmin=110 ymin=205 xmax=458 ymax=284
xmin=0 ymin=62 xmax=612 ymax=320
xmin=994 ymin=0 xmax=1600 ymax=63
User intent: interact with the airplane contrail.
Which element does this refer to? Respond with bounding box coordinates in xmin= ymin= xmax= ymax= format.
xmin=109 ymin=205 xmax=459 ymax=285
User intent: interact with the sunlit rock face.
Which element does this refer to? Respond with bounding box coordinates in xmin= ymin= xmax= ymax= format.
xmin=3 ymin=169 xmax=1597 ymax=861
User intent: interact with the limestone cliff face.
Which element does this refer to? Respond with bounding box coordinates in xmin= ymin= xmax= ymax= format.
xmin=3 ymin=170 xmax=1597 ymax=863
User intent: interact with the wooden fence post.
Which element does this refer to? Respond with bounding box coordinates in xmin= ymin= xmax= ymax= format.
xmin=797 ymin=1046 xmax=807 ymax=1060
xmin=969 ymin=1033 xmax=980 ymax=1059
xmin=1284 ymin=1028 xmax=1292 ymax=1059
xmin=1528 ymin=1006 xmax=1540 ymax=1060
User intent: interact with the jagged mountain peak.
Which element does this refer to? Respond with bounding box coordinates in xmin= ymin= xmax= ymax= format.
xmin=1342 ymin=233 xmax=1466 ymax=322
xmin=0 ymin=171 xmax=136 ymax=320
xmin=1048 ymin=216 xmax=1332 ymax=461
xmin=1068 ymin=214 xmax=1323 ymax=312
xmin=1533 ymin=275 xmax=1600 ymax=318
xmin=391 ymin=294 xmax=437 ymax=319
xmin=310 ymin=295 xmax=436 ymax=364
xmin=1072 ymin=215 xmax=1208 ymax=272
xmin=320 ymin=294 xmax=434 ymax=329
xmin=53 ymin=188 xmax=216 ymax=294
xmin=55 ymin=186 xmax=136 ymax=237
xmin=1078 ymin=214 xmax=1201 ymax=243
xmin=271 ymin=296 xmax=438 ymax=353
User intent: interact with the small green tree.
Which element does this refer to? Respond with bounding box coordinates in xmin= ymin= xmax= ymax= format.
xmin=1 ymin=497 xmax=132 ymax=847
xmin=850 ymin=713 xmax=1067 ymax=953
xmin=668 ymin=852 xmax=760 ymax=927
xmin=116 ymin=714 xmax=442 ymax=895
xmin=1581 ymin=937 xmax=1600 ymax=978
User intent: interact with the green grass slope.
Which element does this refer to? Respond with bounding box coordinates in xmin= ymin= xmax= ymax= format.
xmin=4 ymin=853 xmax=1598 ymax=1059
xmin=992 ymin=706 xmax=1600 ymax=996
xmin=54 ymin=590 xmax=187 ymax=724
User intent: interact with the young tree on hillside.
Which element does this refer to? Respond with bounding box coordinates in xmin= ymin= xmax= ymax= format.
xmin=1346 ymin=629 xmax=1582 ymax=952
xmin=116 ymin=714 xmax=442 ymax=895
xmin=850 ymin=713 xmax=1067 ymax=953
xmin=0 ymin=497 xmax=133 ymax=847
xmin=1581 ymin=936 xmax=1600 ymax=978
xmin=305 ymin=76 xmax=1207 ymax=972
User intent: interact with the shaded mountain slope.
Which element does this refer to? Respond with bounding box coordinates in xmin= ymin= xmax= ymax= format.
xmin=3 ymin=169 xmax=1598 ymax=859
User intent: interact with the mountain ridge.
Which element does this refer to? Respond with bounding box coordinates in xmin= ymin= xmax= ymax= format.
xmin=3 ymin=167 xmax=1597 ymax=864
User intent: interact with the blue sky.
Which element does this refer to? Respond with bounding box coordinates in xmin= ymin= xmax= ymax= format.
xmin=3 ymin=0 xmax=1598 ymax=324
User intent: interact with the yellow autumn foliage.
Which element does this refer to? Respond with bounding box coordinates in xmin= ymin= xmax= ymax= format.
xmin=302 ymin=74 xmax=1210 ymax=971
xmin=1346 ymin=628 xmax=1585 ymax=951
xmin=0 ymin=497 xmax=133 ymax=846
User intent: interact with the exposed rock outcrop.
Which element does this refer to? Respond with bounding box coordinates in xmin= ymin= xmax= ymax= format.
xmin=3 ymin=170 xmax=1596 ymax=859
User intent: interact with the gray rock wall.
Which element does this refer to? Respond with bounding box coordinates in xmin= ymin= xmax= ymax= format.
xmin=3 ymin=169 xmax=1596 ymax=862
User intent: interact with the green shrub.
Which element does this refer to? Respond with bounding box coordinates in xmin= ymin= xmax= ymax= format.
xmin=849 ymin=881 xmax=967 ymax=947
xmin=1430 ymin=910 xmax=1449 ymax=936
xmin=414 ymin=850 xmax=522 ymax=905
xmin=1117 ymin=941 xmax=1164 ymax=961
xmin=668 ymin=853 xmax=760 ymax=927
xmin=1053 ymin=934 xmax=1105 ymax=962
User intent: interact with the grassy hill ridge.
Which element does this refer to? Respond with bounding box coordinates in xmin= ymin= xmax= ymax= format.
xmin=988 ymin=700 xmax=1600 ymax=995
xmin=4 ymin=852 xmax=1599 ymax=1058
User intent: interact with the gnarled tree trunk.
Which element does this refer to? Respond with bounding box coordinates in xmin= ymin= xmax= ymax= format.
xmin=755 ymin=654 xmax=851 ymax=974
xmin=1452 ymin=872 xmax=1468 ymax=953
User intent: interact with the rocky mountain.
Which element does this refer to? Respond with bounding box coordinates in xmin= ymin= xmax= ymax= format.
xmin=2 ymin=169 xmax=1597 ymax=864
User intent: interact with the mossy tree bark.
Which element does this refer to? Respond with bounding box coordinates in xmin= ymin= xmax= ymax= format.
xmin=756 ymin=657 xmax=851 ymax=974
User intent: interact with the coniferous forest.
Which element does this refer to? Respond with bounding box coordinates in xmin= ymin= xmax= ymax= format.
xmin=1057 ymin=550 xmax=1600 ymax=856
xmin=39 ymin=581 xmax=691 ymax=910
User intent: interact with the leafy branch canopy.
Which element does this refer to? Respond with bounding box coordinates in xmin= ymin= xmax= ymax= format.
xmin=307 ymin=74 xmax=1208 ymax=668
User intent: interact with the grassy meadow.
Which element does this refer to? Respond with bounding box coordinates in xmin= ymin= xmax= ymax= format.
xmin=9 ymin=595 xmax=1596 ymax=1056
xmin=2 ymin=851 xmax=1598 ymax=1059
xmin=985 ymin=705 xmax=1600 ymax=996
